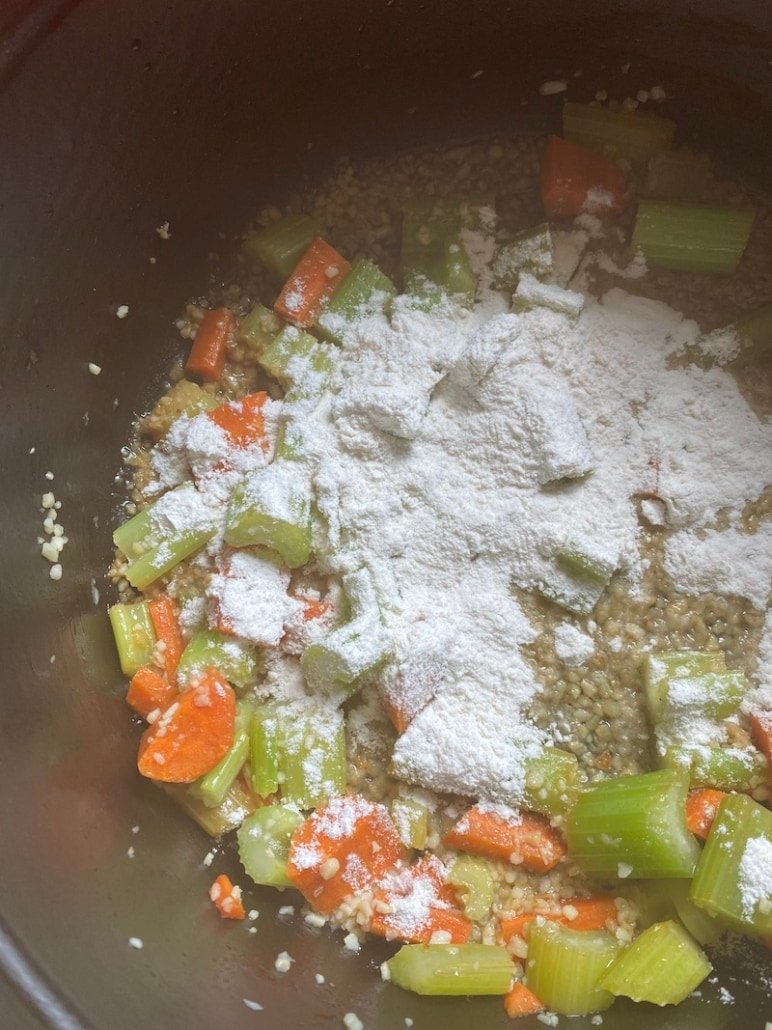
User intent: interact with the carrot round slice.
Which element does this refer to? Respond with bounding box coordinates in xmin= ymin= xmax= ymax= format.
xmin=443 ymin=807 xmax=566 ymax=873
xmin=370 ymin=855 xmax=471 ymax=944
xmin=137 ymin=670 xmax=236 ymax=783
xmin=207 ymin=392 xmax=269 ymax=449
xmin=504 ymin=981 xmax=544 ymax=1018
xmin=685 ymin=788 xmax=728 ymax=841
xmin=126 ymin=666 xmax=176 ymax=721
xmin=209 ymin=873 xmax=245 ymax=920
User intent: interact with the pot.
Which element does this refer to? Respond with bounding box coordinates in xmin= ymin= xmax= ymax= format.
xmin=0 ymin=1 xmax=770 ymax=1026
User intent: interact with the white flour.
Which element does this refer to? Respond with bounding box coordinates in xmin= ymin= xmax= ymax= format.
xmin=554 ymin=623 xmax=596 ymax=666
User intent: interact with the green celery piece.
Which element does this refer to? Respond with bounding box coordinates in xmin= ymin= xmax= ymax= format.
xmin=643 ymin=149 xmax=711 ymax=200
xmin=239 ymin=303 xmax=283 ymax=352
xmin=565 ymin=768 xmax=700 ymax=879
xmin=690 ymin=793 xmax=772 ymax=936
xmin=243 ymin=214 xmax=319 ymax=278
xmin=163 ymin=779 xmax=257 ymax=837
xmin=390 ymin=797 xmax=429 ymax=850
xmin=224 ymin=463 xmax=312 ymax=568
xmin=125 ymin=528 xmax=215 ymax=590
xmin=148 ymin=379 xmax=219 ymax=424
xmin=402 ymin=200 xmax=475 ymax=303
xmin=387 ymin=944 xmax=513 ymax=996
xmin=526 ymin=921 xmax=620 ymax=1016
xmin=113 ymin=507 xmax=154 ymax=558
xmin=257 ymin=326 xmax=320 ymax=387
xmin=523 ymin=747 xmax=581 ymax=818
xmin=278 ymin=703 xmax=346 ymax=809
xmin=540 ymin=536 xmax=618 ymax=615
xmin=301 ymin=568 xmax=393 ymax=699
xmin=316 ymin=259 xmax=396 ymax=345
xmin=661 ymin=745 xmax=767 ymax=792
xmin=632 ymin=201 xmax=755 ymax=274
xmin=448 ymin=856 xmax=494 ymax=922
xmin=557 ymin=544 xmax=615 ymax=586
xmin=237 ymin=804 xmax=304 ymax=888
xmin=661 ymin=881 xmax=723 ymax=946
xmin=597 ymin=920 xmax=711 ymax=1006
xmin=493 ymin=222 xmax=553 ymax=289
xmin=191 ymin=702 xmax=253 ymax=807
xmin=250 ymin=704 xmax=282 ymax=798
xmin=176 ymin=630 xmax=256 ymax=692
xmin=108 ymin=601 xmax=156 ymax=676
xmin=662 ymin=670 xmax=747 ymax=721
xmin=642 ymin=650 xmax=726 ymax=724
xmin=563 ymin=101 xmax=676 ymax=165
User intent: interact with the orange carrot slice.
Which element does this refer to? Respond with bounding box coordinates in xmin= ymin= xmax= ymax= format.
xmin=137 ymin=670 xmax=235 ymax=783
xmin=287 ymin=795 xmax=406 ymax=913
xmin=207 ymin=392 xmax=270 ymax=450
xmin=686 ymin=788 xmax=728 ymax=841
xmin=443 ymin=807 xmax=566 ymax=873
xmin=540 ymin=135 xmax=627 ymax=222
xmin=185 ymin=308 xmax=235 ymax=382
xmin=126 ymin=666 xmax=177 ymax=721
xmin=274 ymin=238 xmax=350 ymax=328
xmin=209 ymin=873 xmax=245 ymax=920
xmin=370 ymin=855 xmax=471 ymax=944
xmin=500 ymin=896 xmax=618 ymax=943
xmin=504 ymin=982 xmax=544 ymax=1019
xmin=148 ymin=596 xmax=184 ymax=684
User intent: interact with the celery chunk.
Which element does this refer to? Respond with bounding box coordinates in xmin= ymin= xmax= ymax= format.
xmin=526 ymin=921 xmax=620 ymax=1016
xmin=164 ymin=779 xmax=257 ymax=837
xmin=566 ymin=768 xmax=700 ymax=879
xmin=250 ymin=704 xmax=281 ymax=798
xmin=663 ymin=670 xmax=746 ymax=721
xmin=643 ymin=149 xmax=711 ymax=201
xmin=642 ymin=650 xmax=726 ymax=724
xmin=539 ymin=536 xmax=618 ymax=615
xmin=239 ymin=303 xmax=283 ymax=352
xmin=387 ymin=944 xmax=513 ymax=996
xmin=690 ymin=793 xmax=772 ymax=937
xmin=597 ymin=920 xmax=710 ymax=1006
xmin=237 ymin=804 xmax=304 ymax=888
xmin=108 ymin=601 xmax=156 ymax=676
xmin=191 ymin=701 xmax=252 ymax=807
xmin=243 ymin=214 xmax=320 ymax=278
xmin=177 ymin=630 xmax=256 ymax=692
xmin=402 ymin=201 xmax=475 ymax=304
xmin=224 ymin=463 xmax=312 ymax=569
xmin=317 ymin=259 xmax=395 ymax=345
xmin=660 ymin=881 xmax=723 ymax=946
xmin=493 ymin=223 xmax=553 ymax=289
xmin=632 ymin=201 xmax=755 ymax=274
xmin=512 ymin=274 xmax=584 ymax=318
xmin=448 ymin=856 xmax=494 ymax=922
xmin=563 ymin=101 xmax=676 ymax=165
xmin=390 ymin=798 xmax=429 ymax=850
xmin=258 ymin=325 xmax=333 ymax=392
xmin=523 ymin=747 xmax=581 ymax=818
xmin=661 ymin=745 xmax=767 ymax=792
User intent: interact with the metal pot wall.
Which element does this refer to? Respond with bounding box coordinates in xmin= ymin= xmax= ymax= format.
xmin=0 ymin=1 xmax=770 ymax=1026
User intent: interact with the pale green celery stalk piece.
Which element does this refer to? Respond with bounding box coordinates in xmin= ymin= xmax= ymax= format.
xmin=191 ymin=702 xmax=253 ymax=807
xmin=242 ymin=214 xmax=320 ymax=278
xmin=660 ymin=881 xmax=723 ymax=946
xmin=643 ymin=150 xmax=711 ymax=200
xmin=387 ymin=944 xmax=513 ymax=996
xmin=390 ymin=798 xmax=429 ymax=850
xmin=250 ymin=704 xmax=282 ymax=798
xmin=661 ymin=745 xmax=767 ymax=792
xmin=690 ymin=793 xmax=772 ymax=937
xmin=176 ymin=630 xmax=256 ymax=692
xmin=150 ymin=380 xmax=219 ymax=422
xmin=257 ymin=326 xmax=319 ymax=387
xmin=301 ymin=568 xmax=393 ymax=699
xmin=108 ymin=601 xmax=156 ymax=676
xmin=597 ymin=920 xmax=711 ymax=1006
xmin=540 ymin=535 xmax=618 ymax=615
xmin=642 ymin=650 xmax=726 ymax=724
xmin=113 ymin=506 xmax=154 ymax=557
xmin=448 ymin=856 xmax=495 ymax=922
xmin=631 ymin=201 xmax=755 ymax=274
xmin=401 ymin=200 xmax=475 ymax=304
xmin=164 ymin=779 xmax=257 ymax=837
xmin=523 ymin=747 xmax=581 ymax=818
xmin=493 ymin=222 xmax=553 ymax=289
xmin=662 ymin=670 xmax=747 ymax=721
xmin=279 ymin=704 xmax=346 ymax=809
xmin=316 ymin=259 xmax=396 ymax=345
xmin=239 ymin=303 xmax=283 ymax=351
xmin=563 ymin=101 xmax=676 ymax=164
xmin=237 ymin=804 xmax=304 ymax=888
xmin=526 ymin=921 xmax=620 ymax=1016
xmin=125 ymin=528 xmax=215 ymax=590
xmin=512 ymin=273 xmax=584 ymax=318
xmin=224 ymin=463 xmax=312 ymax=568
xmin=565 ymin=768 xmax=700 ymax=879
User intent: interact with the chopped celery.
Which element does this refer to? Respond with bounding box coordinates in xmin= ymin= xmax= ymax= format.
xmin=448 ymin=856 xmax=494 ymax=922
xmin=643 ymin=150 xmax=711 ymax=201
xmin=145 ymin=380 xmax=219 ymax=431
xmin=662 ymin=670 xmax=747 ymax=721
xmin=177 ymin=630 xmax=256 ymax=692
xmin=239 ymin=303 xmax=283 ymax=352
xmin=191 ymin=702 xmax=252 ymax=807
xmin=557 ymin=540 xmax=616 ymax=585
xmin=301 ymin=568 xmax=392 ymax=699
xmin=164 ymin=779 xmax=257 ymax=837
xmin=631 ymin=201 xmax=755 ymax=274
xmin=690 ymin=793 xmax=772 ymax=937
xmin=257 ymin=325 xmax=331 ymax=390
xmin=390 ymin=797 xmax=429 ymax=850
xmin=243 ymin=214 xmax=319 ymax=278
xmin=661 ymin=745 xmax=767 ymax=792
xmin=113 ymin=507 xmax=153 ymax=558
xmin=512 ymin=274 xmax=584 ymax=318
xmin=661 ymin=881 xmax=723 ymax=946
xmin=125 ymin=528 xmax=215 ymax=590
xmin=523 ymin=747 xmax=581 ymax=818
xmin=402 ymin=201 xmax=475 ymax=303
xmin=250 ymin=704 xmax=281 ymax=798
xmin=316 ymin=259 xmax=396 ymax=345
xmin=526 ymin=921 xmax=620 ymax=1015
xmin=108 ymin=601 xmax=156 ymax=676
xmin=279 ymin=704 xmax=346 ymax=809
xmin=493 ymin=222 xmax=553 ymax=289
xmin=566 ymin=768 xmax=700 ymax=879
xmin=224 ymin=463 xmax=312 ymax=568
xmin=387 ymin=944 xmax=513 ymax=996
xmin=237 ymin=804 xmax=304 ymax=888
xmin=540 ymin=536 xmax=618 ymax=615
xmin=597 ymin=920 xmax=711 ymax=1005
xmin=563 ymin=101 xmax=676 ymax=165
xmin=642 ymin=650 xmax=726 ymax=724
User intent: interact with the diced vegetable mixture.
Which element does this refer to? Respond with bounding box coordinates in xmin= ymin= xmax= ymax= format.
xmin=108 ymin=98 xmax=772 ymax=1020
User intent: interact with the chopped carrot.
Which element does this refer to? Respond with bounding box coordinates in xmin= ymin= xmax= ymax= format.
xmin=504 ymin=982 xmax=544 ymax=1019
xmin=444 ymin=807 xmax=566 ymax=873
xmin=274 ymin=238 xmax=351 ymax=328
xmin=299 ymin=596 xmax=333 ymax=623
xmin=686 ymin=788 xmax=728 ymax=841
xmin=749 ymin=712 xmax=772 ymax=788
xmin=209 ymin=873 xmax=245 ymax=920
xmin=540 ymin=135 xmax=627 ymax=222
xmin=382 ymin=695 xmax=412 ymax=735
xmin=148 ymin=596 xmax=184 ymax=684
xmin=126 ymin=666 xmax=177 ymax=721
xmin=207 ymin=391 xmax=270 ymax=450
xmin=137 ymin=670 xmax=236 ymax=783
xmin=500 ymin=896 xmax=618 ymax=944
xmin=185 ymin=307 xmax=235 ymax=382
xmin=287 ymin=795 xmax=406 ymax=913
xmin=280 ymin=592 xmax=337 ymax=655
xmin=370 ymin=855 xmax=471 ymax=944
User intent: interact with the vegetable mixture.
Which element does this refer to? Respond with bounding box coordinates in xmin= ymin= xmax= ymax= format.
xmin=108 ymin=98 xmax=772 ymax=1022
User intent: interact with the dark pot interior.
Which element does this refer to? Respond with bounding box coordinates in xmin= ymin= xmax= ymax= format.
xmin=0 ymin=1 xmax=771 ymax=1027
